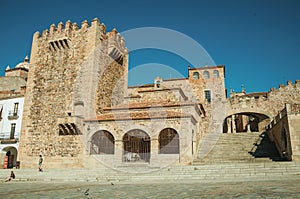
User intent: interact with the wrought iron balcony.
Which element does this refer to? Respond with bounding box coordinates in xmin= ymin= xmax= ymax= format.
xmin=8 ymin=110 xmax=19 ymax=120
xmin=0 ymin=132 xmax=19 ymax=144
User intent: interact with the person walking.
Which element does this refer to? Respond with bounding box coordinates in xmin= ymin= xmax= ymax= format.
xmin=38 ymin=155 xmax=43 ymax=172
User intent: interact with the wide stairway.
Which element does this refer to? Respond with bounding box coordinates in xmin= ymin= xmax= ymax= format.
xmin=1 ymin=161 xmax=300 ymax=183
xmin=193 ymin=131 xmax=284 ymax=164
xmin=1 ymin=132 xmax=296 ymax=183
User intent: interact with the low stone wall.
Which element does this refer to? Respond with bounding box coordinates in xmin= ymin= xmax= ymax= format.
xmin=267 ymin=104 xmax=300 ymax=161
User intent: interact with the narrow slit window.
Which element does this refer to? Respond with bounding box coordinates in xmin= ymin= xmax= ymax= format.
xmin=204 ymin=90 xmax=211 ymax=103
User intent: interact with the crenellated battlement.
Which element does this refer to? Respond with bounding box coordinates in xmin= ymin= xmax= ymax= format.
xmin=269 ymin=80 xmax=300 ymax=93
xmin=37 ymin=18 xmax=106 ymax=38
xmin=30 ymin=18 xmax=128 ymax=64
xmin=227 ymin=79 xmax=300 ymax=119
xmin=229 ymin=93 xmax=268 ymax=104
xmin=230 ymin=80 xmax=300 ymax=103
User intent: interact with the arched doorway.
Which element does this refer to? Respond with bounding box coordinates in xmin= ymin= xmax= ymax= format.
xmin=90 ymin=130 xmax=115 ymax=154
xmin=2 ymin=147 xmax=18 ymax=169
xmin=159 ymin=128 xmax=179 ymax=154
xmin=123 ymin=129 xmax=150 ymax=163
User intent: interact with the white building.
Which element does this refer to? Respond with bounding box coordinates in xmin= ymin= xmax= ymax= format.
xmin=0 ymin=96 xmax=24 ymax=168
xmin=0 ymin=56 xmax=28 ymax=168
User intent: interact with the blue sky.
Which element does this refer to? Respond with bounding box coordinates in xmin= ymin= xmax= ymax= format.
xmin=0 ymin=0 xmax=299 ymax=93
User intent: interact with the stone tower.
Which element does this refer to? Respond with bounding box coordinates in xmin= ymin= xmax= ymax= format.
xmin=18 ymin=18 xmax=128 ymax=168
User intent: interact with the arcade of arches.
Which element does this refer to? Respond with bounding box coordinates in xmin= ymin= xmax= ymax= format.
xmin=90 ymin=128 xmax=180 ymax=163
xmin=223 ymin=112 xmax=270 ymax=133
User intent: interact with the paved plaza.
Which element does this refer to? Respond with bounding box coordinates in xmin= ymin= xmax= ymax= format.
xmin=1 ymin=161 xmax=300 ymax=198
xmin=1 ymin=178 xmax=300 ymax=198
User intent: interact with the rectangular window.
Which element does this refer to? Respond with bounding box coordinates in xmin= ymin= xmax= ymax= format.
xmin=10 ymin=123 xmax=16 ymax=139
xmin=204 ymin=90 xmax=211 ymax=103
xmin=13 ymin=103 xmax=19 ymax=116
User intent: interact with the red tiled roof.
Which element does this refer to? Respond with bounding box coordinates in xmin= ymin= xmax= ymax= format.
xmin=103 ymin=101 xmax=198 ymax=111
xmin=85 ymin=110 xmax=197 ymax=124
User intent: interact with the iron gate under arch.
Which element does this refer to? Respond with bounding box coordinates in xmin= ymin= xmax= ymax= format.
xmin=123 ymin=129 xmax=150 ymax=163
xmin=90 ymin=130 xmax=115 ymax=154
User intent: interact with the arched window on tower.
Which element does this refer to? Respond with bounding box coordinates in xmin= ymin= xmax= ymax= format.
xmin=203 ymin=71 xmax=210 ymax=79
xmin=192 ymin=72 xmax=199 ymax=79
xmin=213 ymin=70 xmax=219 ymax=78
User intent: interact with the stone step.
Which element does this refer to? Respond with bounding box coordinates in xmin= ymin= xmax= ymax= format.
xmin=195 ymin=131 xmax=282 ymax=163
xmin=1 ymin=162 xmax=299 ymax=183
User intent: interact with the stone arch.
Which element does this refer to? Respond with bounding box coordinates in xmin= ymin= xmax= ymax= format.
xmin=223 ymin=112 xmax=270 ymax=133
xmin=158 ymin=128 xmax=179 ymax=154
xmin=123 ymin=129 xmax=150 ymax=163
xmin=90 ymin=130 xmax=115 ymax=154
xmin=2 ymin=146 xmax=18 ymax=168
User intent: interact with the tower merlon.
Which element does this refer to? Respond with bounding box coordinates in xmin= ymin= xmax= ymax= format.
xmin=72 ymin=22 xmax=79 ymax=30
xmin=81 ymin=20 xmax=89 ymax=29
xmin=65 ymin=20 xmax=71 ymax=30
xmin=57 ymin=22 xmax=64 ymax=32
xmin=50 ymin=24 xmax=56 ymax=34
xmin=91 ymin=17 xmax=100 ymax=27
xmin=100 ymin=23 xmax=106 ymax=33
xmin=34 ymin=31 xmax=41 ymax=38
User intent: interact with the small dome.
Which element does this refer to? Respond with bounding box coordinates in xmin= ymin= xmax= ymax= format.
xmin=15 ymin=56 xmax=29 ymax=70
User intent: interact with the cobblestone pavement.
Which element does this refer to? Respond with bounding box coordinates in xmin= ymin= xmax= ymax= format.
xmin=1 ymin=178 xmax=300 ymax=199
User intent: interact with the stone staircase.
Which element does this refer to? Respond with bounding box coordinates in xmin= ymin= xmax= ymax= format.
xmin=1 ymin=161 xmax=300 ymax=183
xmin=194 ymin=132 xmax=283 ymax=164
xmin=1 ymin=132 xmax=296 ymax=184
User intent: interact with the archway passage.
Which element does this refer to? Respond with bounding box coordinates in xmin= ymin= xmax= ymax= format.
xmin=123 ymin=129 xmax=150 ymax=163
xmin=90 ymin=130 xmax=115 ymax=154
xmin=223 ymin=112 xmax=269 ymax=133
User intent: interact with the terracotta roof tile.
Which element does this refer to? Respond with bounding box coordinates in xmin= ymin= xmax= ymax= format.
xmin=103 ymin=101 xmax=198 ymax=111
xmin=86 ymin=110 xmax=197 ymax=124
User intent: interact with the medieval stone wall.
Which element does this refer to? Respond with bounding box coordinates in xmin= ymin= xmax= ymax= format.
xmin=267 ymin=104 xmax=300 ymax=161
xmin=96 ymin=59 xmax=127 ymax=114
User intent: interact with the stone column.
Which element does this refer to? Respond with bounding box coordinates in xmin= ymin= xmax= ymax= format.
xmin=232 ymin=115 xmax=236 ymax=134
xmin=114 ymin=140 xmax=123 ymax=165
xmin=150 ymin=139 xmax=159 ymax=167
xmin=247 ymin=124 xmax=251 ymax=133
xmin=227 ymin=118 xmax=232 ymax=133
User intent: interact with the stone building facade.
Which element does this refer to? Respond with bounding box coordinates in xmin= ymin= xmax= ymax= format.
xmin=15 ymin=19 xmax=300 ymax=169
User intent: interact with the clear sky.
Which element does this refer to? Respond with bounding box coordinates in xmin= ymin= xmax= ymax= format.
xmin=0 ymin=0 xmax=299 ymax=93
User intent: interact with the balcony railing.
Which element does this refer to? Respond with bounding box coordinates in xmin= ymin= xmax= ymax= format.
xmin=0 ymin=132 xmax=19 ymax=143
xmin=8 ymin=110 xmax=20 ymax=120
